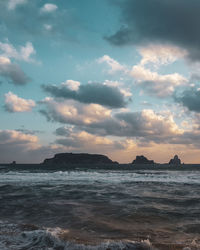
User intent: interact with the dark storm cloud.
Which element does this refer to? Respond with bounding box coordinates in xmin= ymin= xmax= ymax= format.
xmin=175 ymin=88 xmax=200 ymax=112
xmin=42 ymin=83 xmax=127 ymax=108
xmin=106 ymin=0 xmax=200 ymax=61
xmin=0 ymin=61 xmax=30 ymax=85
xmin=55 ymin=127 xmax=71 ymax=136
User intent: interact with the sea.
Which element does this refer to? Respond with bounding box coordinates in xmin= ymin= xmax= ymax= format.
xmin=0 ymin=165 xmax=200 ymax=250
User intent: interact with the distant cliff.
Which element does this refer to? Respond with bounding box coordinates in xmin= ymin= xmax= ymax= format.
xmin=132 ymin=155 xmax=154 ymax=164
xmin=42 ymin=153 xmax=118 ymax=165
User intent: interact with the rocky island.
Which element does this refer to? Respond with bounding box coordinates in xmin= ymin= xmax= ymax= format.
xmin=169 ymin=155 xmax=181 ymax=166
xmin=132 ymin=155 xmax=155 ymax=164
xmin=42 ymin=153 xmax=118 ymax=166
xmin=2 ymin=152 xmax=198 ymax=171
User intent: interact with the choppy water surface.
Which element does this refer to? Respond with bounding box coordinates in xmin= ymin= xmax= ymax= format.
xmin=0 ymin=168 xmax=200 ymax=249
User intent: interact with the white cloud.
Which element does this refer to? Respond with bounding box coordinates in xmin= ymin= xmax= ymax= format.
xmin=4 ymin=92 xmax=35 ymax=112
xmin=0 ymin=130 xmax=38 ymax=144
xmin=61 ymin=80 xmax=80 ymax=91
xmin=0 ymin=129 xmax=42 ymax=163
xmin=0 ymin=129 xmax=39 ymax=163
xmin=0 ymin=56 xmax=10 ymax=65
xmin=8 ymin=0 xmax=27 ymax=10
xmin=138 ymin=44 xmax=188 ymax=66
xmin=98 ymin=55 xmax=127 ymax=74
xmin=0 ymin=41 xmax=36 ymax=63
xmin=103 ymin=80 xmax=132 ymax=97
xmin=128 ymin=44 xmax=188 ymax=97
xmin=97 ymin=49 xmax=188 ymax=98
xmin=40 ymin=3 xmax=58 ymax=13
xmin=130 ymin=65 xmax=187 ymax=97
xmin=140 ymin=109 xmax=183 ymax=136
xmin=57 ymin=130 xmax=114 ymax=147
xmin=20 ymin=42 xmax=36 ymax=62
xmin=40 ymin=98 xmax=112 ymax=125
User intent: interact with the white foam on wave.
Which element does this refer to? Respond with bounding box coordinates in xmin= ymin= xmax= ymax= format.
xmin=0 ymin=170 xmax=200 ymax=186
xmin=0 ymin=221 xmax=154 ymax=250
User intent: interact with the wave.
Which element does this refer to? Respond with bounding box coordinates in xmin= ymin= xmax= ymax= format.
xmin=0 ymin=221 xmax=198 ymax=250
xmin=1 ymin=170 xmax=200 ymax=186
xmin=0 ymin=221 xmax=154 ymax=250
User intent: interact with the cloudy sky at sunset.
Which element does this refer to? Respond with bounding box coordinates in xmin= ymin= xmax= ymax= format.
xmin=1 ymin=0 xmax=200 ymax=163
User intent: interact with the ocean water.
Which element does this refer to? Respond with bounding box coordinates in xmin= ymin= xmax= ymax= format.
xmin=0 ymin=167 xmax=200 ymax=249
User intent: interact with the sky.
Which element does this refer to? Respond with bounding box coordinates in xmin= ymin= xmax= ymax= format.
xmin=1 ymin=0 xmax=200 ymax=164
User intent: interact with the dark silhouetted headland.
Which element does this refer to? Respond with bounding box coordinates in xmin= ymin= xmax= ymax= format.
xmin=1 ymin=153 xmax=200 ymax=171
xmin=42 ymin=153 xmax=118 ymax=166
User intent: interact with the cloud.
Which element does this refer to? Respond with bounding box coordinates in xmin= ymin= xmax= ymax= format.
xmin=56 ymin=130 xmax=115 ymax=149
xmin=0 ymin=129 xmax=37 ymax=144
xmin=98 ymin=55 xmax=127 ymax=74
xmin=97 ymin=53 xmax=186 ymax=98
xmin=174 ymin=88 xmax=200 ymax=112
xmin=40 ymin=98 xmax=112 ymax=125
xmin=55 ymin=128 xmax=135 ymax=156
xmin=130 ymin=65 xmax=187 ymax=97
xmin=0 ymin=56 xmax=30 ymax=85
xmin=0 ymin=41 xmax=36 ymax=63
xmin=115 ymin=109 xmax=183 ymax=138
xmin=0 ymin=129 xmax=64 ymax=163
xmin=42 ymin=82 xmax=128 ymax=108
xmin=0 ymin=129 xmax=38 ymax=163
xmin=106 ymin=0 xmax=200 ymax=61
xmin=0 ymin=1 xmax=80 ymax=42
xmin=40 ymin=97 xmax=183 ymax=144
xmin=62 ymin=80 xmax=80 ymax=91
xmin=4 ymin=92 xmax=35 ymax=112
xmin=40 ymin=3 xmax=58 ymax=13
xmin=8 ymin=0 xmax=27 ymax=10
xmin=85 ymin=109 xmax=183 ymax=142
xmin=15 ymin=128 xmax=43 ymax=135
xmin=0 ymin=41 xmax=34 ymax=84
xmin=55 ymin=127 xmax=73 ymax=136
xmin=138 ymin=44 xmax=188 ymax=66
xmin=103 ymin=80 xmax=132 ymax=97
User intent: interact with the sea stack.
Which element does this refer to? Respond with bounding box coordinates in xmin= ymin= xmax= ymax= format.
xmin=169 ymin=155 xmax=181 ymax=165
xmin=132 ymin=155 xmax=154 ymax=164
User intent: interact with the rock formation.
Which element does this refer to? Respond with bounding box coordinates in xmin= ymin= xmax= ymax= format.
xmin=132 ymin=155 xmax=154 ymax=164
xmin=42 ymin=153 xmax=118 ymax=165
xmin=169 ymin=155 xmax=181 ymax=165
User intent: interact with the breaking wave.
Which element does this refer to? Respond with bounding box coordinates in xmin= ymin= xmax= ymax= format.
xmin=0 ymin=221 xmax=155 ymax=250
